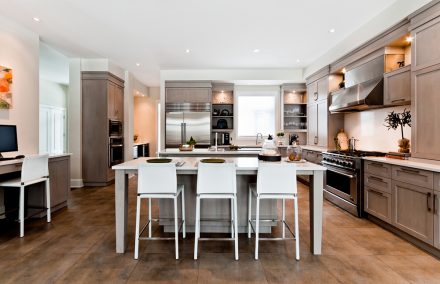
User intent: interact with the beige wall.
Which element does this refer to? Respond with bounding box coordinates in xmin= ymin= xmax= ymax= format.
xmin=343 ymin=105 xmax=411 ymax=152
xmin=134 ymin=87 xmax=159 ymax=156
xmin=0 ymin=15 xmax=40 ymax=155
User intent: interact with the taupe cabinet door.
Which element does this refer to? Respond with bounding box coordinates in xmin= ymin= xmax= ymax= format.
xmin=392 ymin=180 xmax=434 ymax=244
xmin=307 ymin=105 xmax=317 ymax=145
xmin=364 ymin=186 xmax=392 ymax=224
xmin=317 ymin=77 xmax=328 ymax=101
xmin=412 ymin=17 xmax=440 ymax=70
xmin=435 ymin=190 xmax=440 ymax=249
xmin=307 ymin=82 xmax=318 ymax=104
xmin=166 ymin=88 xmax=211 ymax=103
xmin=317 ymin=100 xmax=328 ymax=147
xmin=384 ymin=66 xmax=411 ymax=106
xmin=411 ymin=64 xmax=440 ymax=160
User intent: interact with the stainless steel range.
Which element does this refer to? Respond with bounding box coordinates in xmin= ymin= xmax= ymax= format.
xmin=322 ymin=150 xmax=386 ymax=217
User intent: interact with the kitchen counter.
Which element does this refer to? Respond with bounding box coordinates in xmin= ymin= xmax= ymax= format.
xmin=301 ymin=145 xmax=329 ymax=152
xmin=363 ymin=156 xmax=440 ymax=173
xmin=159 ymin=148 xmax=261 ymax=157
xmin=113 ymin=157 xmax=326 ymax=255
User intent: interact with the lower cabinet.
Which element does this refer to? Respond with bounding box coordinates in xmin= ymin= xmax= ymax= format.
xmin=392 ymin=180 xmax=434 ymax=244
xmin=435 ymin=190 xmax=440 ymax=249
xmin=364 ymin=186 xmax=391 ymax=223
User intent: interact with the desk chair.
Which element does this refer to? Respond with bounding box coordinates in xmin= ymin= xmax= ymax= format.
xmin=0 ymin=154 xmax=51 ymax=237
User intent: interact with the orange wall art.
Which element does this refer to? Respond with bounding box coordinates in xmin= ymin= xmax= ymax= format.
xmin=0 ymin=66 xmax=13 ymax=109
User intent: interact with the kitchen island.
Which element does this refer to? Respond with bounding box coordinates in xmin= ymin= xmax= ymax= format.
xmin=113 ymin=156 xmax=326 ymax=255
xmin=158 ymin=148 xmax=261 ymax=157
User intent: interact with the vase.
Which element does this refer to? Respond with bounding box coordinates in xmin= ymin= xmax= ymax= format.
xmin=398 ymin=138 xmax=410 ymax=153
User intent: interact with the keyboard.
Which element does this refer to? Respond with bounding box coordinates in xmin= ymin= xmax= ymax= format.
xmin=0 ymin=157 xmax=16 ymax=161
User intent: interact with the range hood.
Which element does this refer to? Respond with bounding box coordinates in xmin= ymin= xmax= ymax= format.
xmin=329 ymin=77 xmax=384 ymax=113
xmin=329 ymin=56 xmax=385 ymax=113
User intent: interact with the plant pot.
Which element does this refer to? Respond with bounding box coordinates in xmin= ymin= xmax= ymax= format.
xmin=398 ymin=138 xmax=410 ymax=153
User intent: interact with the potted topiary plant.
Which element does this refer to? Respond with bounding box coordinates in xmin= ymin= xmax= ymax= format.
xmin=384 ymin=109 xmax=411 ymax=153
xmin=276 ymin=131 xmax=285 ymax=146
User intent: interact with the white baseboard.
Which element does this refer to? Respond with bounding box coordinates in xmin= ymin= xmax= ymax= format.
xmin=70 ymin=179 xmax=84 ymax=188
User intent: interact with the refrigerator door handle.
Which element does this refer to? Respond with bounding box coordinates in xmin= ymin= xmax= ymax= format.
xmin=180 ymin=123 xmax=184 ymax=145
xmin=182 ymin=123 xmax=187 ymax=144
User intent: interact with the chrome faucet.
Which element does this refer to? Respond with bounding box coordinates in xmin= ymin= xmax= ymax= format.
xmin=256 ymin=133 xmax=263 ymax=145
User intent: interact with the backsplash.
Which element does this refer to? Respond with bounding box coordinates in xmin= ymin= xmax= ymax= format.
xmin=343 ymin=105 xmax=411 ymax=152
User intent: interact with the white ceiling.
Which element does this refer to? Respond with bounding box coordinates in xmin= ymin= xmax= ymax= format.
xmin=0 ymin=0 xmax=398 ymax=86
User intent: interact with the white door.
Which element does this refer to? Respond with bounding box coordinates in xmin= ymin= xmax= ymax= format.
xmin=39 ymin=105 xmax=66 ymax=154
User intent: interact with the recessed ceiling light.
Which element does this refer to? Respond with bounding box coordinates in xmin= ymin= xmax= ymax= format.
xmin=329 ymin=28 xmax=336 ymax=33
xmin=406 ymin=36 xmax=413 ymax=43
xmin=136 ymin=91 xmax=140 ymax=95
xmin=296 ymin=59 xmax=300 ymax=63
xmin=136 ymin=63 xmax=140 ymax=67
xmin=253 ymin=49 xmax=260 ymax=53
xmin=185 ymin=49 xmax=191 ymax=53
xmin=33 ymin=17 xmax=41 ymax=22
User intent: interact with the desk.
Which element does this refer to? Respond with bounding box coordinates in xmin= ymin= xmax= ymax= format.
xmin=113 ymin=157 xmax=326 ymax=255
xmin=0 ymin=154 xmax=71 ymax=216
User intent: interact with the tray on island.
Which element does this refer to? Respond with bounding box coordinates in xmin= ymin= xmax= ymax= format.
xmin=200 ymin=158 xmax=225 ymax=163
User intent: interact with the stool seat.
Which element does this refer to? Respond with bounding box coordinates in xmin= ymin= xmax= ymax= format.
xmin=0 ymin=177 xmax=48 ymax=187
xmin=194 ymin=162 xmax=239 ymax=260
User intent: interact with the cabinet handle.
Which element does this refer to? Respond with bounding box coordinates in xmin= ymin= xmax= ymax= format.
xmin=427 ymin=192 xmax=432 ymax=212
xmin=369 ymin=176 xmax=383 ymax=182
xmin=391 ymin=98 xmax=406 ymax=103
xmin=313 ymin=92 xmax=318 ymax=101
xmin=401 ymin=168 xmax=420 ymax=175
xmin=314 ymin=136 xmax=318 ymax=145
xmin=369 ymin=189 xmax=384 ymax=196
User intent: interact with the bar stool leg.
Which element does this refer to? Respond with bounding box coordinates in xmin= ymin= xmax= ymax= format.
xmin=234 ymin=195 xmax=239 ymax=260
xmin=19 ymin=186 xmax=25 ymax=238
xmin=294 ymin=196 xmax=300 ymax=261
xmin=182 ymin=186 xmax=186 ymax=239
xmin=282 ymin=198 xmax=286 ymax=239
xmin=194 ymin=195 xmax=200 ymax=260
xmin=230 ymin=199 xmax=234 ymax=238
xmin=255 ymin=196 xmax=260 ymax=260
xmin=148 ymin=198 xmax=152 ymax=238
xmin=46 ymin=179 xmax=51 ymax=223
xmin=134 ymin=195 xmax=141 ymax=259
xmin=174 ymin=196 xmax=179 ymax=260
xmin=248 ymin=188 xmax=252 ymax=238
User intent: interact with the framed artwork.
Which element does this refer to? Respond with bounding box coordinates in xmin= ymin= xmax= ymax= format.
xmin=0 ymin=66 xmax=13 ymax=109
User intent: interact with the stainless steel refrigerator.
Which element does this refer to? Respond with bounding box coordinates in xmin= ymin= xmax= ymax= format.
xmin=165 ymin=103 xmax=211 ymax=148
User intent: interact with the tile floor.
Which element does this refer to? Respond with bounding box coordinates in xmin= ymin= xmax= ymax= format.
xmin=1 ymin=180 xmax=439 ymax=283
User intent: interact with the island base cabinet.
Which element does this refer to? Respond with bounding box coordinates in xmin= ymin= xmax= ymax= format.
xmin=364 ymin=186 xmax=391 ymax=224
xmin=392 ymin=180 xmax=434 ymax=244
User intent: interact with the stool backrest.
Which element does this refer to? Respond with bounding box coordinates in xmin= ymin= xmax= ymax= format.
xmin=197 ymin=162 xmax=236 ymax=194
xmin=257 ymin=162 xmax=297 ymax=195
xmin=138 ymin=163 xmax=177 ymax=194
xmin=21 ymin=154 xmax=49 ymax=183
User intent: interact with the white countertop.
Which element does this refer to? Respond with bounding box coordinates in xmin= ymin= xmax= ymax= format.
xmin=159 ymin=148 xmax=261 ymax=155
xmin=113 ymin=157 xmax=326 ymax=172
xmin=363 ymin=156 xmax=440 ymax=173
xmin=301 ymin=145 xmax=329 ymax=152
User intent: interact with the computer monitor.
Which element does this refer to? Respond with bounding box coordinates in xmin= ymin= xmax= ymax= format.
xmin=0 ymin=125 xmax=18 ymax=157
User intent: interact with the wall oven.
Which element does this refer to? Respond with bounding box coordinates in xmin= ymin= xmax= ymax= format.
xmin=109 ymin=137 xmax=123 ymax=167
xmin=109 ymin=119 xmax=123 ymax=137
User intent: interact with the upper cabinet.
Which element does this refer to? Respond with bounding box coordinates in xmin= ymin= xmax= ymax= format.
xmin=384 ymin=65 xmax=411 ymax=106
xmin=165 ymin=87 xmax=211 ymax=103
xmin=306 ymin=69 xmax=344 ymax=148
xmin=410 ymin=2 xmax=440 ymax=160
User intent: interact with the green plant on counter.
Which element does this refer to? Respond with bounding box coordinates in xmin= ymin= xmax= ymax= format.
xmin=383 ymin=108 xmax=411 ymax=139
xmin=186 ymin=136 xmax=196 ymax=146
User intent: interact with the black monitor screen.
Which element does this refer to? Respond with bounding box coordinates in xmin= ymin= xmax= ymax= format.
xmin=0 ymin=125 xmax=18 ymax=153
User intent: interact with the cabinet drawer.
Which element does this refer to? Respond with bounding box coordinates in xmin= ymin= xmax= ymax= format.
xmin=364 ymin=173 xmax=391 ymax=194
xmin=435 ymin=173 xmax=440 ymax=192
xmin=364 ymin=161 xmax=392 ymax=178
xmin=364 ymin=186 xmax=391 ymax=224
xmin=392 ymin=166 xmax=434 ymax=189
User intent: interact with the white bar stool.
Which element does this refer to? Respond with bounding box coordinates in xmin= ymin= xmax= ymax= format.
xmin=194 ymin=161 xmax=238 ymax=260
xmin=0 ymin=154 xmax=51 ymax=237
xmin=248 ymin=162 xmax=300 ymax=260
xmin=134 ymin=162 xmax=186 ymax=260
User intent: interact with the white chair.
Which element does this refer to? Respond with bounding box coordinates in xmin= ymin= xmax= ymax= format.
xmin=134 ymin=162 xmax=186 ymax=260
xmin=194 ymin=161 xmax=238 ymax=260
xmin=0 ymin=154 xmax=51 ymax=237
xmin=248 ymin=162 xmax=300 ymax=260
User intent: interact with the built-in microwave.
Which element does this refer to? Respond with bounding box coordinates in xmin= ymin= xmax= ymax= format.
xmin=109 ymin=119 xmax=123 ymax=137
